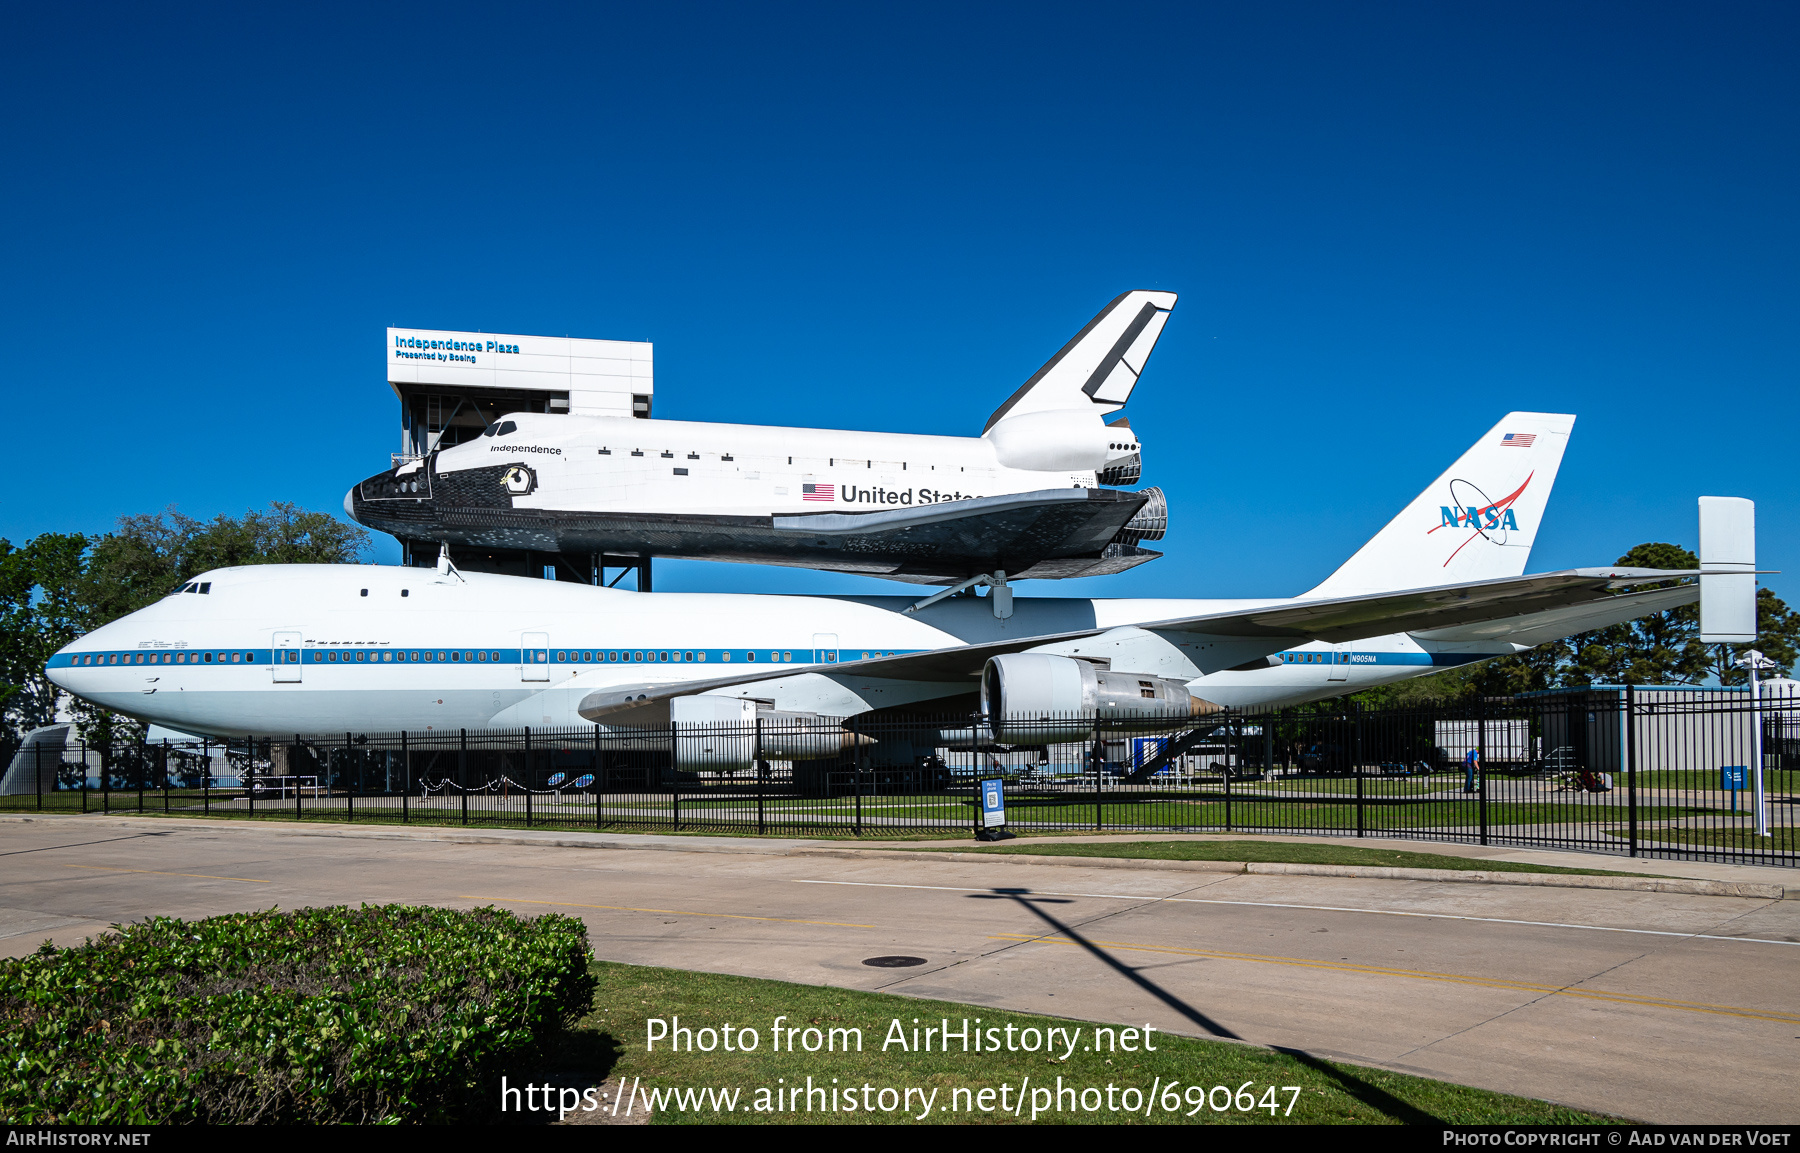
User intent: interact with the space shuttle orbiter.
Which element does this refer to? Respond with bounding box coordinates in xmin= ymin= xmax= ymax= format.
xmin=347 ymin=291 xmax=1176 ymax=589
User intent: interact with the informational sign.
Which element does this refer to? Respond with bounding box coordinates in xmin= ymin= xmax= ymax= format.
xmin=1721 ymin=765 xmax=1747 ymax=790
xmin=980 ymin=778 xmax=1006 ymax=828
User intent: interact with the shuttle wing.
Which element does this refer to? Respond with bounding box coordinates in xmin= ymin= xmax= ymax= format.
xmin=771 ymin=487 xmax=1160 ymax=583
xmin=576 ymin=566 xmax=1709 ymax=720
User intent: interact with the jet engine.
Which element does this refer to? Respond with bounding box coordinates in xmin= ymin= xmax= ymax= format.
xmin=979 ymin=653 xmax=1220 ymax=744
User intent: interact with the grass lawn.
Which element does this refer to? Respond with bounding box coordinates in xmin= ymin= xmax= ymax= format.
xmin=521 ymin=960 xmax=1621 ymax=1125
xmin=1606 ymin=826 xmax=1798 ymax=853
xmin=907 ymin=838 xmax=1663 ymax=876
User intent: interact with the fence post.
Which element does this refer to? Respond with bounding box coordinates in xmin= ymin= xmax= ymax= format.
xmin=246 ymin=735 xmax=254 ymax=820
xmin=137 ymin=734 xmax=146 ymax=813
xmin=1626 ymin=685 xmax=1639 ymax=858
xmin=34 ymin=740 xmax=42 ymax=812
xmin=102 ymin=740 xmax=110 ymax=813
xmin=524 ymin=727 xmax=533 ymax=828
xmin=854 ymin=721 xmax=864 ymax=838
xmin=200 ymin=738 xmax=208 ymax=816
xmin=755 ymin=716 xmax=765 ymax=836
xmin=1093 ymin=734 xmax=1104 ymax=831
xmin=1477 ymin=700 xmax=1489 ymax=846
xmin=293 ymin=734 xmax=303 ymax=822
xmin=161 ymin=739 xmax=169 ymax=813
xmin=1223 ymin=711 xmax=1233 ymax=832
xmin=668 ymin=721 xmax=680 ymax=830
xmin=81 ymin=739 xmax=89 ymax=813
xmin=1354 ymin=708 xmax=1365 ymax=838
xmin=344 ymin=732 xmax=353 ymax=824
xmin=401 ymin=731 xmax=410 ymax=825
xmin=593 ymin=723 xmax=602 ymax=830
xmin=460 ymin=729 xmax=468 ymax=827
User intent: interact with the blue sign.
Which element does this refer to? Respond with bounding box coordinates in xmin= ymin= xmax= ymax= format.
xmin=980 ymin=778 xmax=1005 ymax=828
xmin=546 ymin=772 xmax=567 ymax=788
xmin=1721 ymin=765 xmax=1747 ymax=790
xmin=571 ymin=774 xmax=595 ymax=789
xmin=1131 ymin=737 xmax=1170 ymax=772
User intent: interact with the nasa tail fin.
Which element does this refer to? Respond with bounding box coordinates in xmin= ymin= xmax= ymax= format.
xmin=1304 ymin=412 xmax=1576 ymax=599
xmin=982 ymin=291 xmax=1176 ymax=432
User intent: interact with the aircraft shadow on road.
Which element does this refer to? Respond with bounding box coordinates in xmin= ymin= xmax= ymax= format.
xmin=969 ymin=887 xmax=1445 ymax=1126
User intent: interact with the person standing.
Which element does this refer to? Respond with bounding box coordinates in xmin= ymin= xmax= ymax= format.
xmin=1463 ymin=746 xmax=1481 ymax=793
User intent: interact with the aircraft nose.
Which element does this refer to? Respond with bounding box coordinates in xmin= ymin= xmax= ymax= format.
xmin=343 ymin=487 xmax=356 ymax=519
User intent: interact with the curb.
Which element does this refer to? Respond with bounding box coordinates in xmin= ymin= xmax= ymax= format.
xmin=788 ymin=848 xmax=1790 ymax=900
xmin=4 ymin=814 xmax=1786 ymax=899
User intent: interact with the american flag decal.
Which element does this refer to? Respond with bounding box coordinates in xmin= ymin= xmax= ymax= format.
xmin=1502 ymin=433 xmax=1536 ymax=448
xmin=802 ymin=483 xmax=834 ymax=501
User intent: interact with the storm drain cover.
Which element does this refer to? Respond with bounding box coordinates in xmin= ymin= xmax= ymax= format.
xmin=862 ymin=955 xmax=928 ymax=968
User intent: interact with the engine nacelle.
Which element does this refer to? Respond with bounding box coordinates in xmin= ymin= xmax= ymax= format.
xmin=979 ymin=653 xmax=1220 ymax=744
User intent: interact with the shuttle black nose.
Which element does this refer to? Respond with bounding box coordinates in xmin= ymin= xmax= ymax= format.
xmin=347 ymin=465 xmax=439 ymax=536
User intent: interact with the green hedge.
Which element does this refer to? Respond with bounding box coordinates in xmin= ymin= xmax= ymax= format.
xmin=0 ymin=905 xmax=596 ymax=1123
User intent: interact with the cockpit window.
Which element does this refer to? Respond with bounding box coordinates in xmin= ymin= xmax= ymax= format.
xmin=496 ymin=420 xmax=517 ymax=436
xmin=482 ymin=422 xmax=498 ymax=437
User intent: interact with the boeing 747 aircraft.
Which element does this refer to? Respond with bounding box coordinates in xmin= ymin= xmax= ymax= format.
xmin=347 ymin=291 xmax=1177 ymax=589
xmin=50 ymin=413 xmax=1704 ymax=760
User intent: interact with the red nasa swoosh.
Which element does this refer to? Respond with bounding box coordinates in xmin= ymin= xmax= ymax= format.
xmin=1426 ymin=471 xmax=1533 ymax=566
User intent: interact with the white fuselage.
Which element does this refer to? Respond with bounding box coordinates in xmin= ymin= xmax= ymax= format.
xmin=47 ymin=564 xmax=1503 ymax=740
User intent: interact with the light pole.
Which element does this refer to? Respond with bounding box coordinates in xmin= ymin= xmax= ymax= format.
xmin=1734 ymin=649 xmax=1778 ymax=838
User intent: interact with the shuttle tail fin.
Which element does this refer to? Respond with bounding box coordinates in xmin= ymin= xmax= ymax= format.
xmin=1304 ymin=412 xmax=1576 ymax=598
xmin=982 ymin=290 xmax=1177 ymax=432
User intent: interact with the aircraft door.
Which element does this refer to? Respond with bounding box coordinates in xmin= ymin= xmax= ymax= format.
xmin=273 ymin=631 xmax=303 ymax=683
xmin=522 ymin=632 xmax=549 ymax=681
xmin=812 ymin=633 xmax=839 ymax=664
xmin=1327 ymin=645 xmax=1349 ymax=682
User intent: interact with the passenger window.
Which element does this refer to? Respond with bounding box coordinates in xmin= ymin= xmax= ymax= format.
xmin=382 ymin=652 xmax=392 ymax=662
xmin=721 ymin=652 xmax=731 ymax=662
xmin=685 ymin=652 xmax=694 ymax=661
xmin=556 ymin=651 xmax=567 ymax=662
xmin=231 ymin=653 xmax=241 ymax=663
xmin=451 ymin=651 xmax=461 ymax=662
xmin=782 ymin=651 xmax=791 ymax=662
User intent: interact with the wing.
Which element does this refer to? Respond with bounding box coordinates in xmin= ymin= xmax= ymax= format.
xmin=770 ymin=487 xmax=1161 ymax=584
xmin=575 ymin=566 xmax=1710 ymax=720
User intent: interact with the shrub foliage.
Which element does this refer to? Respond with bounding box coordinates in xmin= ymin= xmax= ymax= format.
xmin=0 ymin=905 xmax=595 ymax=1123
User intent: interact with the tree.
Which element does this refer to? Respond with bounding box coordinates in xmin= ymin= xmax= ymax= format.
xmin=0 ymin=534 xmax=91 ymax=743
xmin=82 ymin=502 xmax=369 ymax=624
xmin=0 ymin=504 xmax=368 ymax=750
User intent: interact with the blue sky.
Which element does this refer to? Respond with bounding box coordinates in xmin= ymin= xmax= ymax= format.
xmin=3 ymin=2 xmax=1795 ymax=604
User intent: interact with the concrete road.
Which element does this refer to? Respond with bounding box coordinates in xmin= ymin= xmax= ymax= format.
xmin=0 ymin=816 xmax=1794 ymax=1124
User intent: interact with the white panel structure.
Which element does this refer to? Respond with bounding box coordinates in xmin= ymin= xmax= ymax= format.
xmin=387 ymin=328 xmax=653 ymax=420
xmin=1699 ymin=496 xmax=1756 ymax=643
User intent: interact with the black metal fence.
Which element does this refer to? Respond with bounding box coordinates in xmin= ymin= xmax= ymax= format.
xmin=7 ymin=688 xmax=1794 ymax=867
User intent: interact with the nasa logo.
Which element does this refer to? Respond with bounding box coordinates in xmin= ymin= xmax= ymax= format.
xmin=1439 ymin=506 xmax=1520 ymax=531
xmin=502 ymin=465 xmax=537 ymax=496
xmin=1425 ymin=473 xmax=1532 ymax=564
